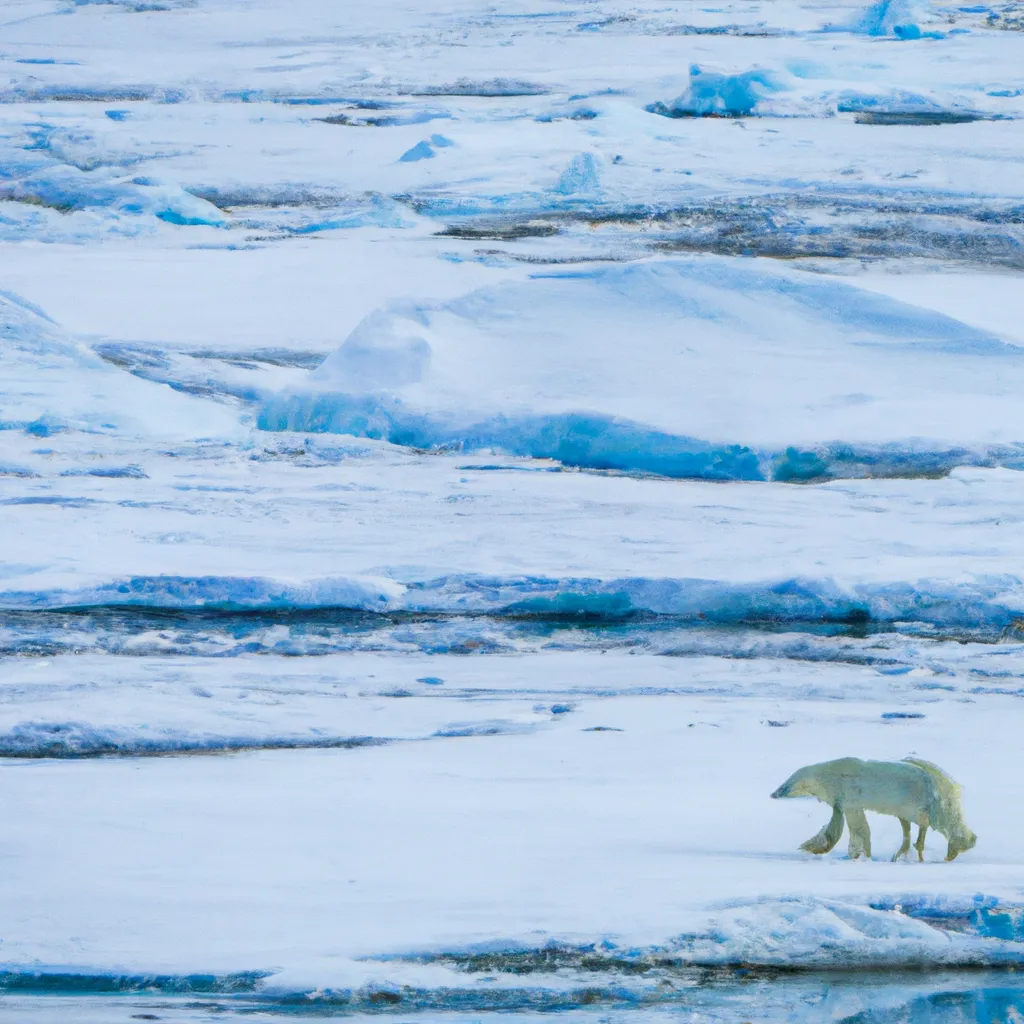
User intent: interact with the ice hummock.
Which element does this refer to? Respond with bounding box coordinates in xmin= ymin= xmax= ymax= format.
xmin=260 ymin=257 xmax=1024 ymax=481
xmin=646 ymin=64 xmax=789 ymax=118
xmin=0 ymin=288 xmax=239 ymax=441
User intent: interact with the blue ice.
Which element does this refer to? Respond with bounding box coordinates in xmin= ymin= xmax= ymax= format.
xmin=400 ymin=140 xmax=436 ymax=162
xmin=843 ymin=0 xmax=945 ymax=37
xmin=647 ymin=64 xmax=786 ymax=118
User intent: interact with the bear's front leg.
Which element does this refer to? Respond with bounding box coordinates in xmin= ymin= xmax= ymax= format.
xmin=800 ymin=804 xmax=844 ymax=855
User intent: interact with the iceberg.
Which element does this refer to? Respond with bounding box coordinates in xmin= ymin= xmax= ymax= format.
xmin=260 ymin=257 xmax=1024 ymax=480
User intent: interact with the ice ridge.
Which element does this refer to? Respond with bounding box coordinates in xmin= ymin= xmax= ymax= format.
xmin=2 ymin=573 xmax=1022 ymax=630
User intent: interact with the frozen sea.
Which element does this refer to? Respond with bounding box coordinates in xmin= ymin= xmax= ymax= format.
xmin=1 ymin=0 xmax=1024 ymax=1020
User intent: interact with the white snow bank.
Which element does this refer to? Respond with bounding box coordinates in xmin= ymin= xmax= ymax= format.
xmin=0 ymin=289 xmax=240 ymax=441
xmin=260 ymin=257 xmax=1024 ymax=480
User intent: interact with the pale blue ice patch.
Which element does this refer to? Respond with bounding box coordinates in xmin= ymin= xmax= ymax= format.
xmin=785 ymin=59 xmax=831 ymax=79
xmin=399 ymin=140 xmax=436 ymax=162
xmin=552 ymin=153 xmax=600 ymax=195
xmin=231 ymin=195 xmax=416 ymax=234
xmin=834 ymin=91 xmax=986 ymax=123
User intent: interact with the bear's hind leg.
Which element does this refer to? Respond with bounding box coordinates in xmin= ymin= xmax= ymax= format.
xmin=846 ymin=808 xmax=871 ymax=860
xmin=892 ymin=818 xmax=912 ymax=862
xmin=800 ymin=804 xmax=844 ymax=855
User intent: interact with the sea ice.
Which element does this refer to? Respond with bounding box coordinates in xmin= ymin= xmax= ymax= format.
xmin=1 ymin=0 xmax=1024 ymax=1011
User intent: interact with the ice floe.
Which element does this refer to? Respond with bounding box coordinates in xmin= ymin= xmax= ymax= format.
xmin=261 ymin=257 xmax=1024 ymax=479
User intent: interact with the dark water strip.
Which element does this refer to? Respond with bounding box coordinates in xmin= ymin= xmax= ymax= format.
xmin=4 ymin=967 xmax=1024 ymax=1021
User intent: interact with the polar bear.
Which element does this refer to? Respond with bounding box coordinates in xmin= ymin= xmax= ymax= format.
xmin=771 ymin=757 xmax=976 ymax=862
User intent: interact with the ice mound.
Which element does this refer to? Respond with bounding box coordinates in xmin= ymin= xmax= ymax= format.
xmin=838 ymin=90 xmax=986 ymax=124
xmin=1 ymin=165 xmax=225 ymax=227
xmin=397 ymin=134 xmax=457 ymax=165
xmin=410 ymin=897 xmax=1024 ymax=973
xmin=0 ymin=289 xmax=239 ymax=440
xmin=647 ymin=64 xmax=789 ymax=118
xmin=399 ymin=140 xmax=436 ymax=162
xmin=0 ymin=573 xmax=404 ymax=612
xmin=260 ymin=257 xmax=1024 ymax=480
xmin=0 ymin=129 xmax=225 ymax=233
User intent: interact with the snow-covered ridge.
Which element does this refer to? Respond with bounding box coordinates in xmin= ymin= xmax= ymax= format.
xmin=13 ymin=260 xmax=1024 ymax=483
xmin=0 ymin=721 xmax=396 ymax=759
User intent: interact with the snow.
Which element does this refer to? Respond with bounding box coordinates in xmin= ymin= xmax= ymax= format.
xmin=1 ymin=0 xmax=1024 ymax=1018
